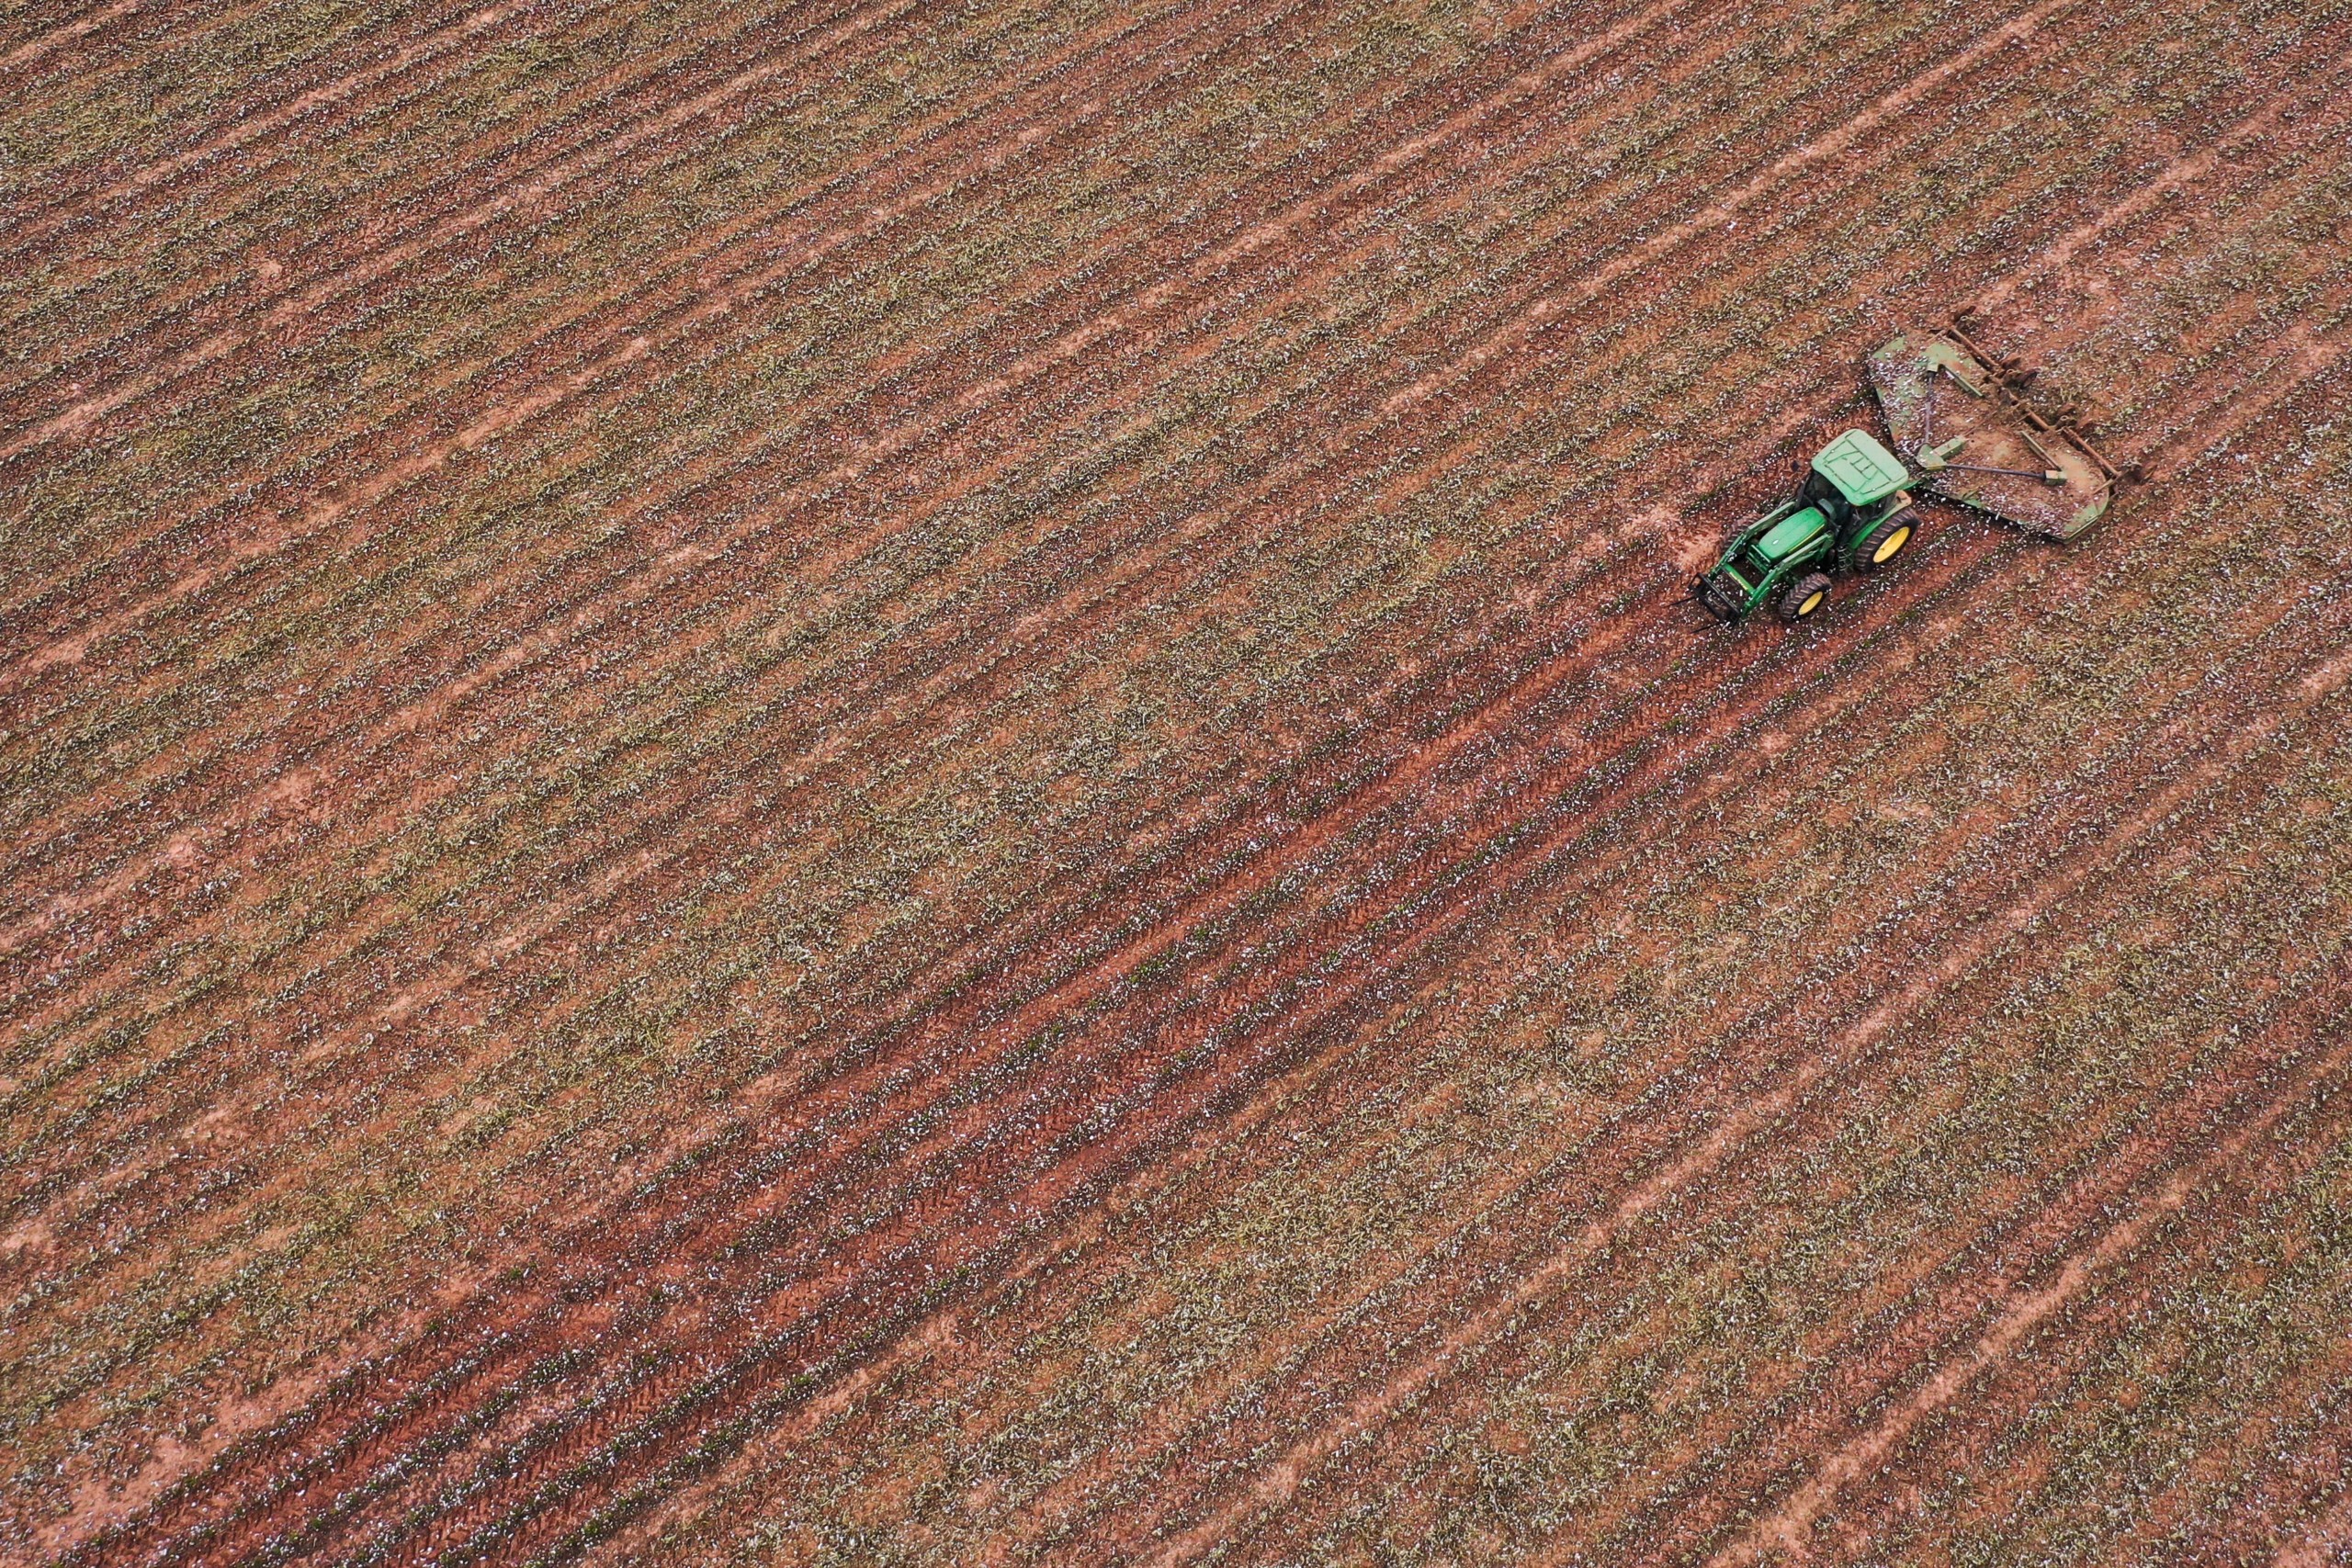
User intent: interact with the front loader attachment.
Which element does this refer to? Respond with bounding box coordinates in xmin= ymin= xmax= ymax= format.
xmin=1868 ymin=320 xmax=2126 ymax=540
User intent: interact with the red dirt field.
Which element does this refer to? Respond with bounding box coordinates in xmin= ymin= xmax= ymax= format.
xmin=4 ymin=0 xmax=2350 ymax=1562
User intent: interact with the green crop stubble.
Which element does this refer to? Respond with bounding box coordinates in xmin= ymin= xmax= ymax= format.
xmin=0 ymin=0 xmax=1109 ymax=585
xmin=5 ymin=0 xmax=1467 ymax=831
xmin=0 ymin=0 xmax=404 ymax=209
xmin=1300 ymin=758 xmax=2352 ymax=1564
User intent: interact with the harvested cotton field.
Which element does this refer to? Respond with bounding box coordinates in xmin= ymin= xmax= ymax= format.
xmin=3 ymin=0 xmax=2350 ymax=1562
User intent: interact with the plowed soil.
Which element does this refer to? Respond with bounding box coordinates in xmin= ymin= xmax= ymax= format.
xmin=6 ymin=1 xmax=2351 ymax=1563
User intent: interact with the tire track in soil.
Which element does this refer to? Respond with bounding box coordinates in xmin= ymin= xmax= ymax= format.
xmin=0 ymin=0 xmax=143 ymax=76
xmin=17 ymin=1261 xmax=516 ymax=1559
xmin=2143 ymin=314 xmax=2352 ymax=476
xmin=1965 ymin=45 xmax=2351 ymax=321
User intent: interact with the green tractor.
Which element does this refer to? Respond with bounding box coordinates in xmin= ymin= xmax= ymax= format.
xmin=1690 ymin=429 xmax=1921 ymax=626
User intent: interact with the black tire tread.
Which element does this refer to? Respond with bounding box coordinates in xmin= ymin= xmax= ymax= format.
xmin=1849 ymin=505 xmax=1918 ymax=574
xmin=1775 ymin=571 xmax=1833 ymax=624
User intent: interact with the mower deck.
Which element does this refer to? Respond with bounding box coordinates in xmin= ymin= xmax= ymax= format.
xmin=1867 ymin=323 xmax=2123 ymax=540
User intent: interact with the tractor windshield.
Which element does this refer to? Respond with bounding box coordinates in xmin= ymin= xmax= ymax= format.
xmin=1800 ymin=470 xmax=1851 ymax=525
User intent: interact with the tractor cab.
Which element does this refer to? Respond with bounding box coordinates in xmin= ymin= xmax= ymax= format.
xmin=1808 ymin=428 xmax=1912 ymax=513
xmin=1691 ymin=430 xmax=1922 ymax=626
xmin=1690 ymin=317 xmax=2133 ymax=630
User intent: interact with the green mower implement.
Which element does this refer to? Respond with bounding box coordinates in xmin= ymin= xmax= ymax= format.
xmin=1690 ymin=429 xmax=1922 ymax=626
xmin=1865 ymin=314 xmax=2132 ymax=539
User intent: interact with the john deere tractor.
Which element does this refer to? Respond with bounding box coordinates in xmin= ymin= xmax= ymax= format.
xmin=1691 ymin=429 xmax=1920 ymax=626
xmin=1690 ymin=318 xmax=2132 ymax=627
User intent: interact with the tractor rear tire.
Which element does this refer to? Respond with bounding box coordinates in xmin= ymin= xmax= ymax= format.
xmin=1775 ymin=571 xmax=1833 ymax=624
xmin=1849 ymin=507 xmax=1918 ymax=574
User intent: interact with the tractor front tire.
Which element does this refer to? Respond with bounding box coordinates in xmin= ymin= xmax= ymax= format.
xmin=1775 ymin=571 xmax=1833 ymax=625
xmin=1849 ymin=506 xmax=1918 ymax=574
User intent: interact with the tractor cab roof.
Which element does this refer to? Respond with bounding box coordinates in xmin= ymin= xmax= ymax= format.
xmin=1811 ymin=429 xmax=1911 ymax=506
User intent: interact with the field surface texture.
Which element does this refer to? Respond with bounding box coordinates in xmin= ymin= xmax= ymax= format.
xmin=6 ymin=0 xmax=2352 ymax=1562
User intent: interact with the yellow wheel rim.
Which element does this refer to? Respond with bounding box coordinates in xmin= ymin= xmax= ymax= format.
xmin=1872 ymin=525 xmax=1912 ymax=564
xmin=1799 ymin=591 xmax=1825 ymax=615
